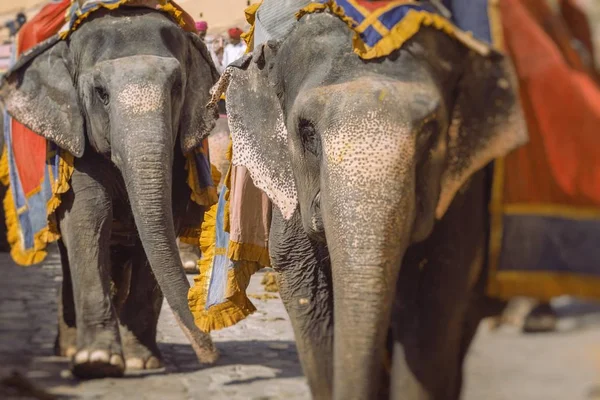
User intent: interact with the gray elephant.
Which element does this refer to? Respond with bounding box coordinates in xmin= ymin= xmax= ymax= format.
xmin=222 ymin=1 xmax=526 ymax=399
xmin=0 ymin=7 xmax=220 ymax=378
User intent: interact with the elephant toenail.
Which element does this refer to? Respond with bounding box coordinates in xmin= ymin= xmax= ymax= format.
xmin=90 ymin=350 xmax=110 ymax=363
xmin=110 ymin=354 xmax=125 ymax=368
xmin=66 ymin=347 xmax=77 ymax=358
xmin=126 ymin=358 xmax=144 ymax=370
xmin=145 ymin=356 xmax=162 ymax=370
xmin=74 ymin=350 xmax=89 ymax=364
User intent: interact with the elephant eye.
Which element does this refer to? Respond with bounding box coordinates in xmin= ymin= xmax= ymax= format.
xmin=299 ymin=119 xmax=321 ymax=157
xmin=94 ymin=86 xmax=109 ymax=106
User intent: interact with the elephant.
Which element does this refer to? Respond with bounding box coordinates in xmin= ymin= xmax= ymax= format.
xmin=0 ymin=7 xmax=220 ymax=378
xmin=222 ymin=1 xmax=526 ymax=399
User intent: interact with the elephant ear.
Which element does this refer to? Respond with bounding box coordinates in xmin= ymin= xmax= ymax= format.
xmin=0 ymin=36 xmax=85 ymax=157
xmin=226 ymin=42 xmax=298 ymax=219
xmin=180 ymin=33 xmax=221 ymax=153
xmin=435 ymin=50 xmax=527 ymax=218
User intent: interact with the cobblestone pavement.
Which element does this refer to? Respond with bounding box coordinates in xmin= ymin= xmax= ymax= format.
xmin=1 ymin=248 xmax=599 ymax=400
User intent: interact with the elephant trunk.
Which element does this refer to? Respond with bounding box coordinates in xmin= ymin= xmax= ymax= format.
xmin=321 ymin=119 xmax=417 ymax=399
xmin=117 ymin=126 xmax=217 ymax=363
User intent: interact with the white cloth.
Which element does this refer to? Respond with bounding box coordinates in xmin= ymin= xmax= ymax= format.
xmin=222 ymin=42 xmax=247 ymax=68
xmin=210 ymin=49 xmax=224 ymax=74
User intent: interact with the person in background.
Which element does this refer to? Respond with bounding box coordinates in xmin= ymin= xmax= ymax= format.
xmin=222 ymin=27 xmax=246 ymax=67
xmin=195 ymin=20 xmax=208 ymax=41
xmin=206 ymin=34 xmax=225 ymax=74
xmin=4 ymin=12 xmax=27 ymax=37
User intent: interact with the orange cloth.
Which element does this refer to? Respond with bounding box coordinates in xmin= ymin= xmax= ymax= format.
xmin=499 ymin=0 xmax=600 ymax=208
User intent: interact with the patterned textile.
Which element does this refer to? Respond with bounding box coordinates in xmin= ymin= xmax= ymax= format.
xmin=188 ymin=139 xmax=271 ymax=331
xmin=59 ymin=0 xmax=197 ymax=38
xmin=294 ymin=0 xmax=490 ymax=59
xmin=486 ymin=0 xmax=600 ymax=301
xmin=1 ymin=0 xmax=216 ymax=266
xmin=188 ymin=186 xmax=263 ymax=332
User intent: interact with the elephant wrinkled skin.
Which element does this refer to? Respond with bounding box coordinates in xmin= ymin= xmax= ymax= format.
xmin=225 ymin=11 xmax=526 ymax=400
xmin=0 ymin=8 xmax=220 ymax=378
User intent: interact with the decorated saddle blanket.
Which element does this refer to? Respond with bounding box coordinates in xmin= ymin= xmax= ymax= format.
xmin=2 ymin=0 xmax=215 ymax=266
xmin=484 ymin=0 xmax=600 ymax=301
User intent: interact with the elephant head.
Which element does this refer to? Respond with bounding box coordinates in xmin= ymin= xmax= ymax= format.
xmin=0 ymin=8 xmax=220 ymax=361
xmin=224 ymin=5 xmax=526 ymax=399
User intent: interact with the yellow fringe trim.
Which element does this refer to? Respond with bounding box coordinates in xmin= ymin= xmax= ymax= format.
xmin=487 ymin=272 xmax=600 ymax=302
xmin=240 ymin=0 xmax=262 ymax=51
xmin=47 ymin=151 xmax=75 ymax=238
xmin=60 ymin=0 xmax=188 ymax=39
xmin=0 ymin=146 xmax=9 ymax=186
xmin=502 ymin=204 xmax=600 ymax=220
xmin=296 ymin=1 xmax=490 ymax=59
xmin=223 ymin=140 xmax=233 ymax=233
xmin=228 ymin=241 xmax=270 ymax=268
xmin=197 ymin=199 xmax=217 ymax=279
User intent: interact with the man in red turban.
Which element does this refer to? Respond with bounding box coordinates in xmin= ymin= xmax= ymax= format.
xmin=222 ymin=27 xmax=246 ymax=67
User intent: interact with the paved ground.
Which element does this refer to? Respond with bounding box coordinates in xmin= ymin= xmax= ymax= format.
xmin=1 ymin=247 xmax=599 ymax=400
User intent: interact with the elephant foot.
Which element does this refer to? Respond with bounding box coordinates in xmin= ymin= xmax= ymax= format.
xmin=522 ymin=303 xmax=557 ymax=333
xmin=178 ymin=241 xmax=200 ymax=274
xmin=123 ymin=341 xmax=163 ymax=371
xmin=55 ymin=326 xmax=77 ymax=358
xmin=72 ymin=349 xmax=125 ymax=379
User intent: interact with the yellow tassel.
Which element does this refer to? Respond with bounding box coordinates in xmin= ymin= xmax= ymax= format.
xmin=3 ymin=184 xmax=50 ymax=266
xmin=240 ymin=0 xmax=263 ymax=51
xmin=0 ymin=146 xmax=9 ymax=187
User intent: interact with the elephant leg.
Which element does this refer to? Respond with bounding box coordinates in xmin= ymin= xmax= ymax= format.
xmin=57 ymin=157 xmax=124 ymax=379
xmin=54 ymin=239 xmax=77 ymax=358
xmin=270 ymin=208 xmax=334 ymax=400
xmin=391 ymin=171 xmax=488 ymax=400
xmin=115 ymin=243 xmax=163 ymax=370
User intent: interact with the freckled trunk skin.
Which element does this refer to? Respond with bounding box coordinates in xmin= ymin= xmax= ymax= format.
xmin=119 ymin=135 xmax=216 ymax=363
xmin=319 ymin=114 xmax=417 ymax=399
xmin=322 ymin=177 xmax=415 ymax=399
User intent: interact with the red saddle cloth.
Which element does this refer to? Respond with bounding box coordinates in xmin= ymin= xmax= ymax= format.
xmin=500 ymin=0 xmax=600 ymax=210
xmin=10 ymin=0 xmax=71 ymax=197
xmin=487 ymin=0 xmax=600 ymax=301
